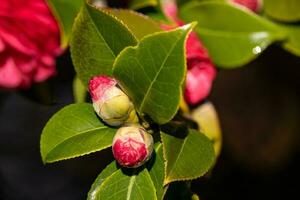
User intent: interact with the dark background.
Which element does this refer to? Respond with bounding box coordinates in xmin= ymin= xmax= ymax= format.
xmin=0 ymin=45 xmax=299 ymax=199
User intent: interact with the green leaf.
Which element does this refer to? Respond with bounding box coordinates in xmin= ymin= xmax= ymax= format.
xmin=107 ymin=9 xmax=161 ymax=40
xmin=180 ymin=1 xmax=286 ymax=68
xmin=70 ymin=2 xmax=137 ymax=85
xmin=147 ymin=143 xmax=167 ymax=200
xmin=47 ymin=0 xmax=83 ymax=48
xmin=98 ymin=168 xmax=157 ymax=200
xmin=279 ymin=23 xmax=300 ymax=57
xmin=73 ymin=76 xmax=87 ymax=103
xmin=88 ymin=161 xmax=119 ymax=200
xmin=264 ymin=0 xmax=300 ymax=22
xmin=113 ymin=23 xmax=195 ymax=124
xmin=40 ymin=103 xmax=116 ymax=163
xmin=129 ymin=0 xmax=158 ymax=10
xmin=161 ymin=129 xmax=215 ymax=185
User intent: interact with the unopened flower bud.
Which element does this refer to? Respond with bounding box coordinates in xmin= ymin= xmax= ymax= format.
xmin=112 ymin=124 xmax=154 ymax=168
xmin=230 ymin=0 xmax=263 ymax=13
xmin=185 ymin=31 xmax=216 ymax=105
xmin=89 ymin=75 xmax=138 ymax=126
xmin=162 ymin=22 xmax=217 ymax=105
xmin=185 ymin=60 xmax=216 ymax=105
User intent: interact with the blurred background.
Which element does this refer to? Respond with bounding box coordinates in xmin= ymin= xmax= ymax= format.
xmin=0 ymin=44 xmax=299 ymax=199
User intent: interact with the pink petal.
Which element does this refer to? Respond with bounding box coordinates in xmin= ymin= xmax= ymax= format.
xmin=0 ymin=58 xmax=23 ymax=89
xmin=34 ymin=64 xmax=56 ymax=82
xmin=0 ymin=37 xmax=5 ymax=52
xmin=89 ymin=76 xmax=117 ymax=101
xmin=185 ymin=62 xmax=216 ymax=105
xmin=231 ymin=0 xmax=261 ymax=12
xmin=0 ymin=27 xmax=35 ymax=55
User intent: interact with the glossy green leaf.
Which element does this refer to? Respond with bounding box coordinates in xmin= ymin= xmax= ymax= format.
xmin=107 ymin=9 xmax=161 ymax=40
xmin=130 ymin=0 xmax=158 ymax=10
xmin=147 ymin=143 xmax=167 ymax=200
xmin=98 ymin=168 xmax=157 ymax=200
xmin=180 ymin=1 xmax=286 ymax=68
xmin=48 ymin=0 xmax=83 ymax=47
xmin=40 ymin=103 xmax=116 ymax=163
xmin=88 ymin=161 xmax=119 ymax=200
xmin=70 ymin=2 xmax=137 ymax=85
xmin=161 ymin=129 xmax=215 ymax=185
xmin=264 ymin=0 xmax=300 ymax=22
xmin=279 ymin=24 xmax=300 ymax=57
xmin=73 ymin=76 xmax=87 ymax=103
xmin=113 ymin=23 xmax=195 ymax=124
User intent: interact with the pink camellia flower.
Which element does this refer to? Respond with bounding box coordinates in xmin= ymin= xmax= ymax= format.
xmin=112 ymin=124 xmax=153 ymax=168
xmin=89 ymin=75 xmax=138 ymax=126
xmin=162 ymin=1 xmax=217 ymax=105
xmin=179 ymin=30 xmax=217 ymax=105
xmin=230 ymin=0 xmax=262 ymax=13
xmin=0 ymin=0 xmax=61 ymax=89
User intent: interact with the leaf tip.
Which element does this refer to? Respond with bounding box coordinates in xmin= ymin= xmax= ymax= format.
xmin=180 ymin=21 xmax=197 ymax=32
xmin=41 ymin=156 xmax=47 ymax=165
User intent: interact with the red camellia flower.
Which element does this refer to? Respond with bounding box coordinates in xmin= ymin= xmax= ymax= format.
xmin=162 ymin=1 xmax=217 ymax=105
xmin=0 ymin=0 xmax=61 ymax=89
xmin=230 ymin=0 xmax=262 ymax=13
xmin=112 ymin=124 xmax=153 ymax=168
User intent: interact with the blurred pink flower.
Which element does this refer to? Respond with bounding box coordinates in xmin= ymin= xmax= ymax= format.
xmin=230 ymin=0 xmax=262 ymax=13
xmin=184 ymin=31 xmax=216 ymax=105
xmin=162 ymin=1 xmax=217 ymax=105
xmin=0 ymin=0 xmax=61 ymax=89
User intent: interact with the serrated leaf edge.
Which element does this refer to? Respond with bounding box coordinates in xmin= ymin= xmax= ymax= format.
xmin=43 ymin=138 xmax=112 ymax=164
xmin=70 ymin=2 xmax=139 ymax=83
xmin=85 ymin=2 xmax=139 ymax=43
xmin=105 ymin=8 xmax=161 ymax=36
xmin=88 ymin=161 xmax=119 ymax=200
xmin=155 ymin=144 xmax=169 ymax=200
xmin=130 ymin=0 xmax=158 ymax=10
xmin=160 ymin=130 xmax=216 ymax=186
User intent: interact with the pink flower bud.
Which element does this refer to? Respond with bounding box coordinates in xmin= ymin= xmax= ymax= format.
xmin=230 ymin=0 xmax=262 ymax=13
xmin=112 ymin=124 xmax=154 ymax=168
xmin=161 ymin=22 xmax=217 ymax=105
xmin=184 ymin=32 xmax=217 ymax=105
xmin=89 ymin=75 xmax=138 ymax=126
xmin=185 ymin=60 xmax=216 ymax=105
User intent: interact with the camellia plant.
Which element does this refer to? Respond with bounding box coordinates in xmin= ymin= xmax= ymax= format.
xmin=40 ymin=0 xmax=300 ymax=199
